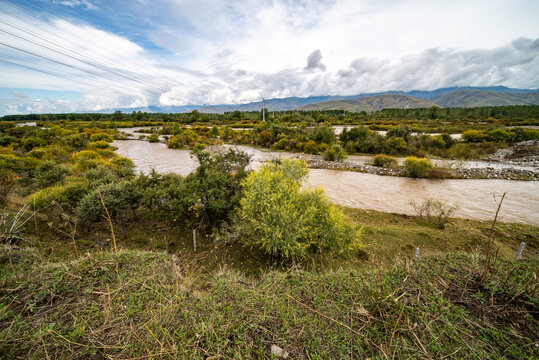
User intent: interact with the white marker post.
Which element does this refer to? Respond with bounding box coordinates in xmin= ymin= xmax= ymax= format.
xmin=193 ymin=228 xmax=197 ymax=253
xmin=514 ymin=242 xmax=526 ymax=261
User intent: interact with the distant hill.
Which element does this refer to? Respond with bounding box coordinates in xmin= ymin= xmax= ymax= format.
xmin=297 ymin=95 xmax=437 ymax=112
xmin=431 ymin=90 xmax=539 ymax=107
xmin=296 ymin=90 xmax=539 ymax=112
xmin=96 ymin=86 xmax=539 ymax=114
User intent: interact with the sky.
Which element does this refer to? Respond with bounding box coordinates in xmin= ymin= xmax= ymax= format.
xmin=0 ymin=0 xmax=538 ymax=114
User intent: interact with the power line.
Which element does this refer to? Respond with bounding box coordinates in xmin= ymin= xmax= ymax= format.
xmin=0 ymin=15 xmax=175 ymax=89
xmin=0 ymin=57 xmax=148 ymax=96
xmin=0 ymin=1 xmax=178 ymax=89
xmin=0 ymin=42 xmax=160 ymax=97
xmin=0 ymin=27 xmax=166 ymax=94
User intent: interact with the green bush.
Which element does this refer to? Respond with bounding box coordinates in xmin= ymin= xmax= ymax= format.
xmin=372 ymin=154 xmax=397 ymax=168
xmin=87 ymin=140 xmax=110 ymax=150
xmin=0 ymin=169 xmax=18 ymax=204
xmin=89 ymin=133 xmax=113 ymax=143
xmin=387 ymin=137 xmax=407 ymax=153
xmin=148 ymin=133 xmax=160 ymax=143
xmin=77 ymin=180 xmax=143 ymax=236
xmin=31 ymin=179 xmax=89 ymax=213
xmin=181 ymin=149 xmax=251 ymax=227
xmin=403 ymin=156 xmax=433 ymax=178
xmin=323 ymin=144 xmax=347 ymax=162
xmin=239 ymin=159 xmax=360 ymax=260
xmin=72 ymin=150 xmax=103 ymax=171
xmin=83 ymin=166 xmax=119 ymax=189
xmin=462 ymin=130 xmax=486 ymax=143
xmin=34 ymin=161 xmax=69 ymax=188
xmin=109 ymin=157 xmax=135 ymax=178
xmin=410 ymin=198 xmax=458 ymax=229
xmin=303 ymin=140 xmax=319 ymax=154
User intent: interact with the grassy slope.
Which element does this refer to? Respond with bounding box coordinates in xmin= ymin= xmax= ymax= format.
xmin=0 ymin=246 xmax=537 ymax=359
xmin=1 ymin=205 xmax=538 ymax=359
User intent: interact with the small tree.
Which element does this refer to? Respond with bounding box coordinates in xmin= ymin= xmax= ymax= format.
xmin=403 ymin=156 xmax=433 ymax=178
xmin=410 ymin=198 xmax=458 ymax=229
xmin=239 ymin=159 xmax=360 ymax=260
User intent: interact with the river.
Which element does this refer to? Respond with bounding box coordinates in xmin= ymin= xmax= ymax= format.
xmin=112 ymin=139 xmax=539 ymax=225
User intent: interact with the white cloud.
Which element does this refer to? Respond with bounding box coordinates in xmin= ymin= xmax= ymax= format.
xmin=1 ymin=0 xmax=538 ymax=114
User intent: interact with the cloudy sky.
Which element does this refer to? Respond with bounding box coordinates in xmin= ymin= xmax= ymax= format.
xmin=0 ymin=0 xmax=538 ymax=114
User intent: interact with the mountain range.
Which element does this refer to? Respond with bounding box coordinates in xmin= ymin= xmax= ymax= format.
xmin=108 ymin=86 xmax=539 ymax=114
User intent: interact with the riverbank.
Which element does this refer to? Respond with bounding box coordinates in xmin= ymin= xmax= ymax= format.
xmin=298 ymin=156 xmax=538 ymax=180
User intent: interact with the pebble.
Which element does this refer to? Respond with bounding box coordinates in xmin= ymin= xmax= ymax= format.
xmin=271 ymin=345 xmax=289 ymax=359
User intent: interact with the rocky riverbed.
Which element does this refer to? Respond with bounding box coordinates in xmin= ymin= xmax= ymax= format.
xmin=293 ymin=156 xmax=538 ymax=181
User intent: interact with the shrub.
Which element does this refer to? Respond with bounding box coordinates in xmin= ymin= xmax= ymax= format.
xmin=83 ymin=166 xmax=119 ymax=189
xmin=72 ymin=150 xmax=103 ymax=171
xmin=274 ymin=138 xmax=289 ymax=150
xmin=77 ymin=180 xmax=143 ymax=237
xmin=486 ymin=129 xmax=510 ymax=142
xmin=34 ymin=161 xmax=69 ymax=188
xmin=89 ymin=133 xmax=113 ymax=143
xmin=239 ymin=159 xmax=360 ymax=260
xmin=148 ymin=133 xmax=160 ymax=143
xmin=31 ymin=179 xmax=89 ymax=214
xmin=462 ymin=130 xmax=486 ymax=143
xmin=181 ymin=149 xmax=251 ymax=227
xmin=303 ymin=140 xmax=319 ymax=154
xmin=388 ymin=137 xmax=407 ymax=153
xmin=323 ymin=144 xmax=348 ymax=162
xmin=109 ymin=157 xmax=135 ymax=178
xmin=403 ymin=156 xmax=433 ymax=178
xmin=410 ymin=198 xmax=458 ymax=229
xmin=0 ymin=169 xmax=18 ymax=204
xmin=87 ymin=141 xmax=110 ymax=150
xmin=372 ymin=154 xmax=397 ymax=168
xmin=257 ymin=131 xmax=272 ymax=147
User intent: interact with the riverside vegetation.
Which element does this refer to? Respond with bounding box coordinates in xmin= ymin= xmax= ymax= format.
xmin=0 ymin=112 xmax=538 ymax=358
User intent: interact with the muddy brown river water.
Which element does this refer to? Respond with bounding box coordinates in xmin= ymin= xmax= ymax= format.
xmin=113 ymin=139 xmax=539 ymax=225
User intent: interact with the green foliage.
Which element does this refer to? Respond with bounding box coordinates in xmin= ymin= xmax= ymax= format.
xmin=303 ymin=140 xmax=319 ymax=154
xmin=312 ymin=125 xmax=336 ymax=144
xmin=0 ymin=169 xmax=18 ymax=204
xmin=180 ymin=149 xmax=251 ymax=227
xmin=403 ymin=156 xmax=433 ymax=178
xmin=77 ymin=180 xmax=142 ymax=235
xmin=147 ymin=133 xmax=159 ymax=143
xmin=72 ymin=150 xmax=103 ymax=171
xmin=462 ymin=130 xmax=487 ymax=143
xmin=89 ymin=133 xmax=113 ymax=143
xmin=34 ymin=161 xmax=69 ymax=188
xmin=387 ymin=137 xmax=407 ymax=153
xmin=410 ymin=198 xmax=459 ymax=229
xmin=31 ymin=179 xmax=89 ymax=213
xmin=167 ymin=130 xmax=200 ymax=149
xmin=109 ymin=157 xmax=135 ymax=178
xmin=87 ymin=140 xmax=110 ymax=150
xmin=257 ymin=131 xmax=272 ymax=146
xmin=372 ymin=154 xmax=397 ymax=168
xmin=83 ymin=166 xmax=119 ymax=189
xmin=323 ymin=144 xmax=348 ymax=162
xmin=239 ymin=159 xmax=360 ymax=259
xmin=486 ymin=129 xmax=511 ymax=142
